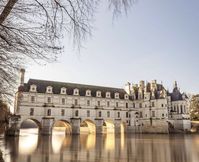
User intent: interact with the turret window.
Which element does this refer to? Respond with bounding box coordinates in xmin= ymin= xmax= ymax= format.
xmin=115 ymin=93 xmax=119 ymax=99
xmin=86 ymin=90 xmax=91 ymax=96
xmin=61 ymin=87 xmax=67 ymax=94
xmin=96 ymin=91 xmax=101 ymax=97
xmin=30 ymin=85 xmax=37 ymax=92
xmin=124 ymin=94 xmax=129 ymax=100
xmin=106 ymin=92 xmax=111 ymax=98
xmin=74 ymin=88 xmax=79 ymax=95
xmin=46 ymin=86 xmax=53 ymax=93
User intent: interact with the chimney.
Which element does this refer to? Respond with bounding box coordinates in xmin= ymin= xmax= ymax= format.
xmin=20 ymin=68 xmax=25 ymax=86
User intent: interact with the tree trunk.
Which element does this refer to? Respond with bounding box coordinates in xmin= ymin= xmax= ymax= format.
xmin=0 ymin=0 xmax=18 ymax=25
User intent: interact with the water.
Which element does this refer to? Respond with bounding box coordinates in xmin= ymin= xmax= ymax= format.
xmin=1 ymin=129 xmax=199 ymax=162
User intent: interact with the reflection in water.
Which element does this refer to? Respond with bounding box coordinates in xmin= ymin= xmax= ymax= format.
xmin=80 ymin=134 xmax=96 ymax=149
xmin=19 ymin=129 xmax=38 ymax=155
xmin=105 ymin=133 xmax=115 ymax=150
xmin=52 ymin=134 xmax=65 ymax=153
xmin=1 ymin=132 xmax=199 ymax=162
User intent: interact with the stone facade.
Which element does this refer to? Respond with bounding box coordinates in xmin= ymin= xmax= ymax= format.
xmin=11 ymin=69 xmax=191 ymax=135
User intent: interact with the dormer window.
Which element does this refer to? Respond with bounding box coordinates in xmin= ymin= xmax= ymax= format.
xmin=106 ymin=92 xmax=111 ymax=98
xmin=46 ymin=86 xmax=53 ymax=93
xmin=30 ymin=85 xmax=37 ymax=92
xmin=86 ymin=90 xmax=91 ymax=96
xmin=124 ymin=94 xmax=129 ymax=100
xmin=96 ymin=91 xmax=101 ymax=97
xmin=73 ymin=88 xmax=79 ymax=95
xmin=115 ymin=92 xmax=119 ymax=99
xmin=61 ymin=87 xmax=67 ymax=94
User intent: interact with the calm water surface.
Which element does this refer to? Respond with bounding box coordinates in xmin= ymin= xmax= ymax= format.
xmin=1 ymin=129 xmax=199 ymax=162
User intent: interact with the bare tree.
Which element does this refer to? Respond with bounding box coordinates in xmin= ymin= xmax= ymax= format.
xmin=0 ymin=0 xmax=133 ymax=102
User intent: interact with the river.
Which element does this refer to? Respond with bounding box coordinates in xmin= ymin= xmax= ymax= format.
xmin=0 ymin=129 xmax=199 ymax=162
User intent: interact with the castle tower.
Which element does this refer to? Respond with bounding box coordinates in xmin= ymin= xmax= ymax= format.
xmin=20 ymin=68 xmax=25 ymax=86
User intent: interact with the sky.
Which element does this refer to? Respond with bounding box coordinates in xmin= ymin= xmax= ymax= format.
xmin=24 ymin=0 xmax=199 ymax=94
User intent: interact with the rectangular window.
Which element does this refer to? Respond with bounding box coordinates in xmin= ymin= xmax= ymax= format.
xmin=99 ymin=111 xmax=101 ymax=117
xmin=97 ymin=101 xmax=100 ymax=106
xmin=117 ymin=112 xmax=120 ymax=118
xmin=87 ymin=100 xmax=90 ymax=106
xmin=133 ymin=103 xmax=135 ymax=108
xmin=30 ymin=108 xmax=34 ymax=116
xmin=61 ymin=109 xmax=65 ymax=116
xmin=151 ymin=102 xmax=155 ymax=107
xmin=31 ymin=96 xmax=35 ymax=103
xmin=107 ymin=101 xmax=110 ymax=107
xmin=47 ymin=97 xmax=51 ymax=103
xmin=107 ymin=111 xmax=110 ymax=117
xmin=62 ymin=98 xmax=65 ymax=105
xmin=152 ymin=111 xmax=155 ymax=117
xmin=140 ymin=112 xmax=143 ymax=118
xmin=116 ymin=102 xmax=118 ymax=107
xmin=75 ymin=99 xmax=78 ymax=106
xmin=47 ymin=109 xmax=51 ymax=116
xmin=139 ymin=103 xmax=142 ymax=108
xmin=126 ymin=112 xmax=128 ymax=118
xmin=75 ymin=110 xmax=78 ymax=117
xmin=126 ymin=103 xmax=128 ymax=108
xmin=87 ymin=110 xmax=90 ymax=117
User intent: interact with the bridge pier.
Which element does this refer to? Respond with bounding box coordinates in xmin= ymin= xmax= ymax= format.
xmin=40 ymin=117 xmax=54 ymax=135
xmin=5 ymin=115 xmax=21 ymax=136
xmin=71 ymin=118 xmax=81 ymax=134
xmin=95 ymin=118 xmax=104 ymax=134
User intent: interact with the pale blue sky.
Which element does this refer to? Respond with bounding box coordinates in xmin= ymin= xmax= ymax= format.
xmin=25 ymin=0 xmax=199 ymax=94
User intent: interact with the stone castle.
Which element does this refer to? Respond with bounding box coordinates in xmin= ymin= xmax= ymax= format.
xmin=7 ymin=69 xmax=191 ymax=135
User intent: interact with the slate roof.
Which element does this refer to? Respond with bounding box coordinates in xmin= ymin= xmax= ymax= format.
xmin=21 ymin=79 xmax=128 ymax=99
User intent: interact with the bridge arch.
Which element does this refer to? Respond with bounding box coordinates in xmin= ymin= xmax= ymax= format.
xmin=20 ymin=118 xmax=41 ymax=135
xmin=103 ymin=119 xmax=115 ymax=133
xmin=80 ymin=119 xmax=96 ymax=134
xmin=52 ymin=120 xmax=72 ymax=135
